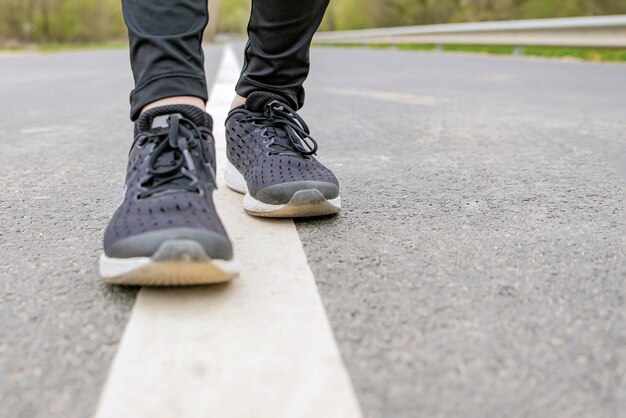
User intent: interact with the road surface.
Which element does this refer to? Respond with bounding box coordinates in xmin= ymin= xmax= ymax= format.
xmin=1 ymin=45 xmax=625 ymax=418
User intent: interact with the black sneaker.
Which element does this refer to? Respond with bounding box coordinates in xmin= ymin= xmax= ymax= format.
xmin=100 ymin=105 xmax=239 ymax=286
xmin=224 ymin=91 xmax=341 ymax=217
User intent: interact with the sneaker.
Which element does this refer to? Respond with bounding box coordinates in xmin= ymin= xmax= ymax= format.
xmin=100 ymin=105 xmax=239 ymax=286
xmin=224 ymin=91 xmax=341 ymax=217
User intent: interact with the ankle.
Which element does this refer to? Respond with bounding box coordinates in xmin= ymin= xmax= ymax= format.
xmin=142 ymin=96 xmax=206 ymax=114
xmin=231 ymin=94 xmax=246 ymax=110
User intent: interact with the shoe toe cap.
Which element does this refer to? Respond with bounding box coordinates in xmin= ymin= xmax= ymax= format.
xmin=254 ymin=181 xmax=340 ymax=205
xmin=107 ymin=227 xmax=233 ymax=260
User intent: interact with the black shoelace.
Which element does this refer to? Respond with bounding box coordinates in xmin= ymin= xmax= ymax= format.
xmin=136 ymin=114 xmax=214 ymax=199
xmin=241 ymin=100 xmax=318 ymax=156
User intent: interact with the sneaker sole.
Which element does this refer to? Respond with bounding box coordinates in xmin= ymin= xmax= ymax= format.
xmin=224 ymin=160 xmax=341 ymax=218
xmin=99 ymin=239 xmax=240 ymax=286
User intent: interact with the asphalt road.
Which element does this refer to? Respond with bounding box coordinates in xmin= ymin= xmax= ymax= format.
xmin=0 ymin=47 xmax=222 ymax=418
xmin=299 ymin=48 xmax=626 ymax=417
xmin=1 ymin=45 xmax=625 ymax=418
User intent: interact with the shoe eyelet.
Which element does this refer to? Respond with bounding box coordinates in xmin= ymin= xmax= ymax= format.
xmin=136 ymin=134 xmax=148 ymax=147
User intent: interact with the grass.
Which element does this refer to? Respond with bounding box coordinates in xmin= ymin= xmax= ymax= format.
xmin=314 ymin=42 xmax=626 ymax=62
xmin=0 ymin=40 xmax=127 ymax=53
xmin=4 ymin=40 xmax=624 ymax=62
xmin=443 ymin=44 xmax=515 ymax=55
xmin=523 ymin=46 xmax=626 ymax=62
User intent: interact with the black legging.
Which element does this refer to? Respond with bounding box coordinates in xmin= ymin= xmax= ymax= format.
xmin=122 ymin=0 xmax=329 ymax=120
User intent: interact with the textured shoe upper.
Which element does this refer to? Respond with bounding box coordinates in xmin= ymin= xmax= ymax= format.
xmin=103 ymin=105 xmax=231 ymax=259
xmin=225 ymin=91 xmax=339 ymax=198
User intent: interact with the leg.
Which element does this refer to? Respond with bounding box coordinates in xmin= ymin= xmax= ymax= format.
xmin=234 ymin=0 xmax=330 ymax=110
xmin=224 ymin=0 xmax=340 ymax=218
xmin=122 ymin=0 xmax=209 ymax=120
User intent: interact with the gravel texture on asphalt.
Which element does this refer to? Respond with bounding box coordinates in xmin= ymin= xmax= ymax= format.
xmin=296 ymin=47 xmax=626 ymax=418
xmin=0 ymin=47 xmax=222 ymax=418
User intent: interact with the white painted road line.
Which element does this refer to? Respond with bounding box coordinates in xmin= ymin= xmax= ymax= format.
xmin=95 ymin=46 xmax=362 ymax=418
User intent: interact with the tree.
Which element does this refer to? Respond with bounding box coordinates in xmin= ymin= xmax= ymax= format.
xmin=2 ymin=0 xmax=626 ymax=44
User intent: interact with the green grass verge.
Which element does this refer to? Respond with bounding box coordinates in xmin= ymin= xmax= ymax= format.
xmin=443 ymin=44 xmax=514 ymax=55
xmin=0 ymin=41 xmax=127 ymax=53
xmin=314 ymin=42 xmax=626 ymax=62
xmin=4 ymin=40 xmax=624 ymax=62
xmin=523 ymin=46 xmax=626 ymax=62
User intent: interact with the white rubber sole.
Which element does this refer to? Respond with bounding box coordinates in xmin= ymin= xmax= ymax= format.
xmin=100 ymin=240 xmax=240 ymax=286
xmin=224 ymin=160 xmax=341 ymax=218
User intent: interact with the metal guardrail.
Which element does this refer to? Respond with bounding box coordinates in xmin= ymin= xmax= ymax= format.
xmin=314 ymin=15 xmax=626 ymax=49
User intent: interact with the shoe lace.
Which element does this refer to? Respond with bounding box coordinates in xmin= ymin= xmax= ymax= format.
xmin=241 ymin=100 xmax=318 ymax=156
xmin=136 ymin=114 xmax=214 ymax=199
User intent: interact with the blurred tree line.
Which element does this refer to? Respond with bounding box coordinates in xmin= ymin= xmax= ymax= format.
xmin=1 ymin=0 xmax=625 ymax=44
xmin=0 ymin=0 xmax=125 ymax=43
xmin=219 ymin=0 xmax=626 ymax=32
xmin=322 ymin=0 xmax=626 ymax=31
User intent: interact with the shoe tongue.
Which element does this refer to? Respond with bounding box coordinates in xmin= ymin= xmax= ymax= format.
xmin=136 ymin=104 xmax=211 ymax=133
xmin=245 ymin=91 xmax=292 ymax=113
